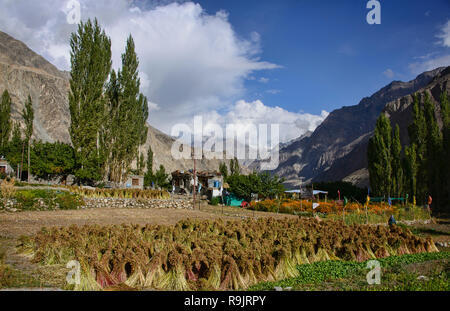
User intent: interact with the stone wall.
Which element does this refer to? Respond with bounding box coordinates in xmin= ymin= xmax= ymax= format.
xmin=0 ymin=197 xmax=194 ymax=212
xmin=82 ymin=198 xmax=194 ymax=210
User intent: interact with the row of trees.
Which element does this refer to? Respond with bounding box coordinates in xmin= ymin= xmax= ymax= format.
xmin=1 ymin=19 xmax=153 ymax=186
xmin=219 ymin=158 xmax=285 ymax=202
xmin=69 ymin=19 xmax=149 ymax=184
xmin=0 ymin=90 xmax=34 ymax=182
xmin=0 ymin=89 xmax=76 ymax=181
xmin=368 ymin=91 xmax=449 ymax=209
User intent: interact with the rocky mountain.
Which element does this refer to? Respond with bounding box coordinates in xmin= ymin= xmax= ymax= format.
xmin=0 ymin=31 xmax=222 ymax=174
xmin=258 ymin=66 xmax=448 ymax=189
xmin=314 ymin=66 xmax=450 ymax=187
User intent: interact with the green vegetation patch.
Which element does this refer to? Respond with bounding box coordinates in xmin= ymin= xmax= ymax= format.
xmin=248 ymin=251 xmax=450 ymax=291
xmin=12 ymin=189 xmax=84 ymax=211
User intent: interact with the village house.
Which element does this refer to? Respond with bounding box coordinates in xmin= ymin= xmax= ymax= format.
xmin=171 ymin=170 xmax=223 ymax=198
xmin=0 ymin=157 xmax=15 ymax=177
xmin=123 ymin=175 xmax=145 ymax=190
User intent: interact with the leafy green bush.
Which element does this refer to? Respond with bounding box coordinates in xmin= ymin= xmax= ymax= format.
xmin=210 ymin=196 xmax=221 ymax=206
xmin=227 ymin=172 xmax=285 ymax=202
xmin=13 ymin=189 xmax=84 ymax=211
xmin=55 ymin=192 xmax=84 ymax=210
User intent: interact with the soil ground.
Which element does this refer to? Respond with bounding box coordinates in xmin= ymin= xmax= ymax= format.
xmin=0 ymin=204 xmax=295 ymax=239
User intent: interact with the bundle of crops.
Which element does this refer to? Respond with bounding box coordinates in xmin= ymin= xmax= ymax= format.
xmin=18 ymin=218 xmax=438 ymax=291
xmin=68 ymin=187 xmax=170 ymax=200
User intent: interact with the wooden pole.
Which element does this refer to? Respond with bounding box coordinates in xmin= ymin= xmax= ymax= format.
xmin=20 ymin=141 xmax=24 ymax=180
xmin=27 ymin=140 xmax=31 ymax=183
xmin=193 ymin=156 xmax=196 ymax=210
xmin=365 ymin=205 xmax=369 ymax=224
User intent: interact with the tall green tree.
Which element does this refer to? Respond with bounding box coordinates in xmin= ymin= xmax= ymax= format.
xmin=423 ymin=93 xmax=443 ymax=205
xmin=439 ymin=91 xmax=450 ymax=207
xmin=21 ymin=95 xmax=34 ymax=182
xmin=229 ymin=157 xmax=240 ymax=176
xmin=4 ymin=121 xmax=23 ymax=173
xmin=0 ymin=90 xmax=12 ymax=149
xmin=144 ymin=146 xmax=154 ymax=188
xmin=137 ymin=152 xmax=145 ymax=175
xmin=408 ymin=94 xmax=428 ymax=201
xmin=219 ymin=162 xmax=228 ymax=181
xmin=391 ymin=124 xmax=403 ymax=197
xmin=106 ymin=35 xmax=148 ymax=183
xmin=69 ymin=18 xmax=112 ymax=184
xmin=403 ymin=143 xmax=417 ymax=200
xmin=368 ymin=114 xmax=392 ymax=196
xmin=137 ymin=94 xmax=149 ymax=176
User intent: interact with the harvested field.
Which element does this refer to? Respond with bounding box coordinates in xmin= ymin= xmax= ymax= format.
xmin=18 ymin=217 xmax=438 ymax=291
xmin=0 ymin=205 xmax=295 ymax=239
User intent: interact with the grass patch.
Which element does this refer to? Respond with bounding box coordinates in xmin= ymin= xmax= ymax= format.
xmin=0 ymin=246 xmax=41 ymax=289
xmin=248 ymin=252 xmax=450 ymax=291
xmin=409 ymin=227 xmax=450 ymax=236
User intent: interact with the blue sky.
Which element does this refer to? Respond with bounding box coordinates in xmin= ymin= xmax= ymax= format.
xmin=0 ymin=0 xmax=449 ymax=142
xmin=200 ymin=0 xmax=450 ymax=114
xmin=197 ymin=0 xmax=450 ymax=115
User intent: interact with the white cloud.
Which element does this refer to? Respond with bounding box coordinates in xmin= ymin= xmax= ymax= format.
xmin=199 ymin=100 xmax=328 ymax=145
xmin=258 ymin=77 xmax=269 ymax=83
xmin=408 ymin=21 xmax=450 ymax=75
xmin=0 ymin=0 xmax=281 ymax=133
xmin=437 ymin=20 xmax=450 ymax=47
xmin=408 ymin=54 xmax=450 ymax=75
xmin=383 ymin=69 xmax=395 ymax=79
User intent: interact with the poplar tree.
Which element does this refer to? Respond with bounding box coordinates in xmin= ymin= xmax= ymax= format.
xmin=230 ymin=157 xmax=240 ymax=176
xmin=0 ymin=90 xmax=12 ymax=149
xmin=69 ymin=18 xmax=112 ymax=183
xmin=103 ymin=69 xmax=120 ymax=181
xmin=107 ymin=35 xmax=148 ymax=182
xmin=440 ymin=92 xmax=450 ymax=207
xmin=144 ymin=146 xmax=154 ymax=188
xmin=219 ymin=162 xmax=228 ymax=180
xmin=4 ymin=121 xmax=23 ymax=171
xmin=368 ymin=114 xmax=392 ymax=196
xmin=22 ymin=95 xmax=34 ymax=182
xmin=408 ymin=94 xmax=428 ymax=201
xmin=403 ymin=144 xmax=417 ymax=199
xmin=391 ymin=124 xmax=403 ymax=197
xmin=423 ymin=93 xmax=442 ymax=204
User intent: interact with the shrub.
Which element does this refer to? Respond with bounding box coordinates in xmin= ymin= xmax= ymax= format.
xmin=210 ymin=197 xmax=220 ymax=206
xmin=13 ymin=189 xmax=84 ymax=211
xmin=55 ymin=192 xmax=84 ymax=210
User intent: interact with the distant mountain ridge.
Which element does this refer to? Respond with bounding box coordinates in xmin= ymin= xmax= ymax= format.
xmin=255 ymin=66 xmax=448 ymax=188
